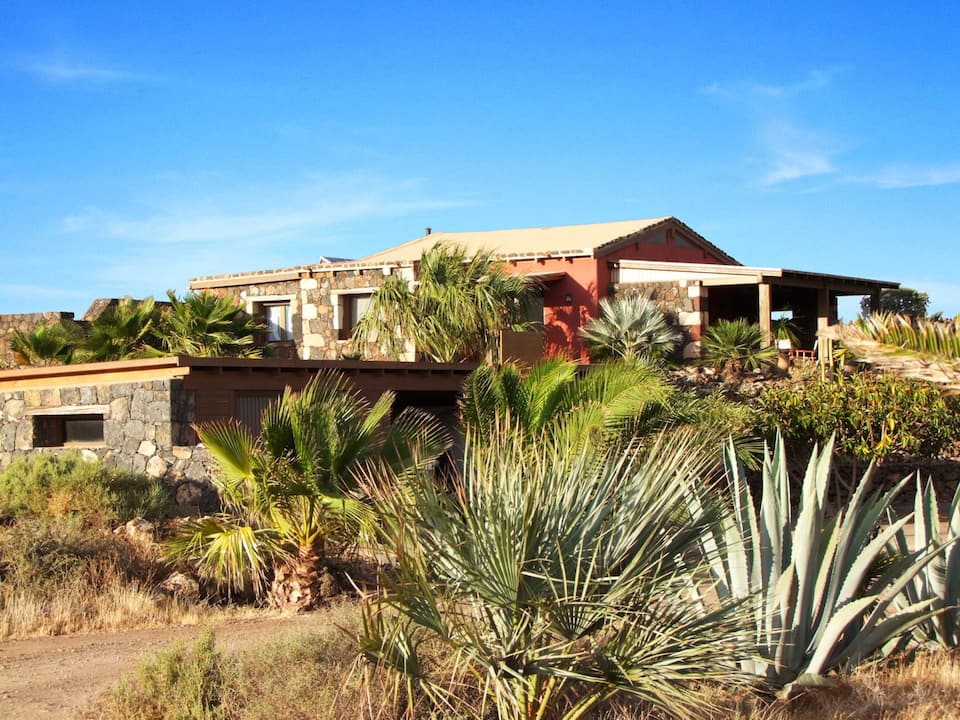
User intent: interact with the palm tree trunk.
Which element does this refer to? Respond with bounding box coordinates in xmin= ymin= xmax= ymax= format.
xmin=267 ymin=545 xmax=336 ymax=612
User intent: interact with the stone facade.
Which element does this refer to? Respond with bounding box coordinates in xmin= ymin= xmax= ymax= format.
xmin=209 ymin=267 xmax=399 ymax=361
xmin=0 ymin=312 xmax=81 ymax=368
xmin=301 ymin=266 xmax=396 ymax=360
xmin=214 ymin=278 xmax=303 ymax=360
xmin=0 ymin=378 xmax=217 ymax=509
xmin=616 ymin=280 xmax=705 ymax=359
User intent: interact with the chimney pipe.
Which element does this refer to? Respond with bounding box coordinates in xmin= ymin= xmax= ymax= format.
xmin=425 ymin=227 xmax=432 ymax=235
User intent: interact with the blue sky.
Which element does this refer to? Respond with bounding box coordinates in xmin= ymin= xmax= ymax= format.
xmin=1 ymin=1 xmax=958 ymax=319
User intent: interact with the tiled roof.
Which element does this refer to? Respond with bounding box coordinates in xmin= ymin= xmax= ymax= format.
xmin=347 ymin=218 xmax=679 ymax=266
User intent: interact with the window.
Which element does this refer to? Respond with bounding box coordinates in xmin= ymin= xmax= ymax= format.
xmin=34 ymin=413 xmax=105 ymax=447
xmin=674 ymin=233 xmax=694 ymax=248
xmin=521 ymin=295 xmax=545 ymax=330
xmin=263 ymin=302 xmax=292 ymax=341
xmin=646 ymin=231 xmax=667 ymax=245
xmin=338 ymin=292 xmax=374 ymax=341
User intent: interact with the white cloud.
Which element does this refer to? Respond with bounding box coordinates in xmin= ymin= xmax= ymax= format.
xmin=757 ymin=121 xmax=839 ymax=186
xmin=699 ymin=69 xmax=840 ymax=101
xmin=9 ymin=52 xmax=148 ymax=84
xmin=849 ymin=165 xmax=960 ymax=189
xmin=59 ymin=172 xmax=473 ymax=247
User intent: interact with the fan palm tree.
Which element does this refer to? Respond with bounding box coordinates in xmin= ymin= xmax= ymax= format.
xmin=460 ymin=358 xmax=674 ymax=451
xmin=8 ymin=321 xmax=83 ymax=366
xmin=166 ymin=371 xmax=450 ymax=610
xmin=159 ymin=290 xmax=266 ymax=357
xmin=358 ymin=423 xmax=751 ymax=720
xmin=353 ymin=242 xmax=532 ymax=362
xmin=580 ymin=294 xmax=681 ymax=362
xmin=460 ymin=358 xmax=756 ymax=455
xmin=83 ymin=296 xmax=164 ymax=362
xmin=701 ymin=318 xmax=776 ymax=381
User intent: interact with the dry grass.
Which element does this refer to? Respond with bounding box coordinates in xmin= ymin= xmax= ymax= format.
xmin=0 ymin=575 xmax=262 ymax=640
xmin=83 ymin=602 xmax=403 ymax=720
xmin=81 ymin=598 xmax=960 ymax=720
xmin=0 ymin=516 xmax=262 ymax=640
xmin=598 ymin=651 xmax=960 ymax=720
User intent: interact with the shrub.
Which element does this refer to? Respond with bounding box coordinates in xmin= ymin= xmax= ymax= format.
xmin=359 ymin=425 xmax=750 ymax=720
xmin=755 ymin=372 xmax=960 ymax=464
xmin=580 ymin=294 xmax=681 ymax=362
xmin=702 ymin=318 xmax=777 ymax=379
xmin=0 ymin=453 xmax=170 ymax=525
xmin=109 ymin=626 xmax=231 ymax=719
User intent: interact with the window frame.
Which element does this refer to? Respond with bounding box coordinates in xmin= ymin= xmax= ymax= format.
xmin=28 ymin=405 xmax=108 ymax=448
xmin=245 ymin=295 xmax=296 ymax=343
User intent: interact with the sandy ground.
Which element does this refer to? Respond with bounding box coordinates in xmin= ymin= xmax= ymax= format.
xmin=0 ymin=612 xmax=335 ymax=719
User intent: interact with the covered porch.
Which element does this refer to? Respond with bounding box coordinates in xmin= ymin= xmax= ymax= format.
xmin=614 ymin=260 xmax=899 ymax=358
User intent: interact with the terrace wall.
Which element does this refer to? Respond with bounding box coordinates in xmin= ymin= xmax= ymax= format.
xmin=0 ymin=378 xmax=217 ymax=509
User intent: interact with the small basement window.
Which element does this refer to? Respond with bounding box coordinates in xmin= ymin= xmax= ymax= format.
xmin=34 ymin=413 xmax=105 ymax=447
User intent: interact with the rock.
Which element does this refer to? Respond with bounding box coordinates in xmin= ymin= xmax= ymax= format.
xmin=138 ymin=440 xmax=157 ymax=457
xmin=146 ymin=455 xmax=168 ymax=478
xmin=319 ymin=567 xmax=340 ymax=599
xmin=121 ymin=517 xmax=156 ymax=543
xmin=175 ymin=481 xmax=205 ymax=506
xmin=159 ymin=572 xmax=201 ymax=603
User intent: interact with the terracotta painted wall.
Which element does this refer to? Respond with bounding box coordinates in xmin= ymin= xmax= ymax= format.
xmin=501 ymin=256 xmax=600 ymax=362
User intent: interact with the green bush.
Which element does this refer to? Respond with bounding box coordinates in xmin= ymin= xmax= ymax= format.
xmin=110 ymin=627 xmax=231 ymax=720
xmin=755 ymin=372 xmax=960 ymax=463
xmin=702 ymin=318 xmax=777 ymax=379
xmin=0 ymin=453 xmax=170 ymax=524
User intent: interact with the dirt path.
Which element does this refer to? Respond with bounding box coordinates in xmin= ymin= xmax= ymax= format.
xmin=0 ymin=612 xmax=335 ymax=719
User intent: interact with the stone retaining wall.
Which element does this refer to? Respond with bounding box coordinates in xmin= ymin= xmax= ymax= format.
xmin=0 ymin=378 xmax=218 ymax=510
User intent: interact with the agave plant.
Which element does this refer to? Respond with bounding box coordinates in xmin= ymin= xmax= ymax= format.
xmin=159 ymin=290 xmax=266 ymax=358
xmin=579 ymin=294 xmax=681 ymax=362
xmin=166 ymin=371 xmax=449 ymax=610
xmin=701 ymin=318 xmax=777 ymax=380
xmin=887 ymin=476 xmax=960 ymax=649
xmin=691 ymin=435 xmax=939 ymax=691
xmin=359 ymin=424 xmax=751 ymax=720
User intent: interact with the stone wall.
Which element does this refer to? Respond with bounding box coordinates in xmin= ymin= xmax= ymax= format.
xmin=0 ymin=378 xmax=217 ymax=510
xmin=616 ymin=281 xmax=704 ymax=359
xmin=212 ymin=279 xmax=303 ymax=360
xmin=301 ymin=267 xmax=394 ymax=360
xmin=203 ymin=266 xmax=404 ymax=361
xmin=0 ymin=312 xmax=80 ymax=368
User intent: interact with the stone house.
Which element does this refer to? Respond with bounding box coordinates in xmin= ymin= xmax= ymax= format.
xmin=190 ymin=217 xmax=899 ymax=362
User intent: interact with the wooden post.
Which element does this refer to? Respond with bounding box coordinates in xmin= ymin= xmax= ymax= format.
xmin=816 ymin=287 xmax=831 ymax=333
xmin=758 ymin=283 xmax=772 ymax=346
